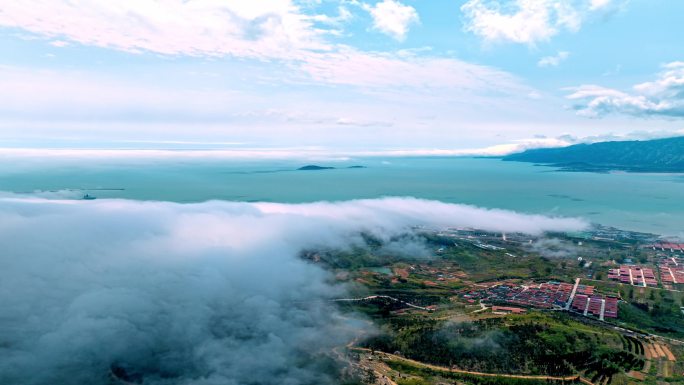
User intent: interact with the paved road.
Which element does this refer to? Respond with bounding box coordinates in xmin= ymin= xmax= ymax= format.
xmin=333 ymin=295 xmax=432 ymax=311
xmin=565 ymin=277 xmax=581 ymax=310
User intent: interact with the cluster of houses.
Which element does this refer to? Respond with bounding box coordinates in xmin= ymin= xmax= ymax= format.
xmin=650 ymin=243 xmax=684 ymax=253
xmin=571 ymin=294 xmax=618 ymax=319
xmin=507 ymin=281 xmax=576 ymax=309
xmin=608 ymin=265 xmax=658 ymax=287
xmin=460 ymin=280 xmax=620 ymax=320
xmin=659 ymin=257 xmax=684 ymax=287
xmin=461 ymin=282 xmax=568 ymax=309
xmin=462 ymin=281 xmax=588 ymax=310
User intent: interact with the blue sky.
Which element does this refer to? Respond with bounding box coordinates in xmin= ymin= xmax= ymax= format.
xmin=1 ymin=0 xmax=683 ymax=155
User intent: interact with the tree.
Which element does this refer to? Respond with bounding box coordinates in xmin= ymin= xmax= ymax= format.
xmin=364 ymin=369 xmax=377 ymax=384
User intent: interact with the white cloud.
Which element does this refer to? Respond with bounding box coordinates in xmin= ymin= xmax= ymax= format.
xmin=0 ymin=66 xmax=251 ymax=121
xmin=566 ymin=62 xmax=684 ymax=118
xmin=458 ymin=137 xmax=574 ymax=155
xmin=589 ymin=0 xmax=614 ymax=11
xmin=363 ymin=0 xmax=420 ymax=41
xmin=537 ymin=51 xmax=570 ymax=67
xmin=0 ymin=0 xmax=328 ymax=59
xmin=11 ymin=129 xmax=683 ymax=159
xmin=0 ymin=1 xmax=543 ymax=145
xmin=48 ymin=40 xmax=69 ymax=47
xmin=461 ymin=0 xmax=578 ymax=44
xmin=298 ymin=48 xmax=530 ymax=94
xmin=312 ymin=6 xmax=353 ymax=26
xmin=0 ymin=47 xmax=537 ymax=136
xmin=461 ymin=0 xmax=621 ymax=45
xmin=0 ymin=196 xmax=585 ymax=384
xmin=0 ymin=136 xmax=574 ymax=159
xmin=0 ymin=2 xmax=561 ymax=151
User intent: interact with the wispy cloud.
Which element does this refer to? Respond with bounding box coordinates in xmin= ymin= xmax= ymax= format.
xmin=0 ymin=65 xmax=251 ymax=122
xmin=0 ymin=0 xmax=328 ymax=59
xmin=589 ymin=0 xmax=617 ymax=11
xmin=0 ymin=51 xmax=538 ymax=148
xmin=298 ymin=48 xmax=531 ymax=94
xmin=0 ymin=0 xmax=556 ymax=150
xmin=537 ymin=51 xmax=570 ymax=67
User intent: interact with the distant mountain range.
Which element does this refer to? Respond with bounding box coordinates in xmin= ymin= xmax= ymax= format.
xmin=503 ymin=136 xmax=684 ymax=172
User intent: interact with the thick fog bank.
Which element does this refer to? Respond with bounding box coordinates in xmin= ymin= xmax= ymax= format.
xmin=0 ymin=197 xmax=587 ymax=384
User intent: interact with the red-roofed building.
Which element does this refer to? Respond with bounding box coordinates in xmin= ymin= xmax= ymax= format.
xmin=492 ymin=306 xmax=526 ymax=314
xmin=604 ymin=297 xmax=618 ymax=318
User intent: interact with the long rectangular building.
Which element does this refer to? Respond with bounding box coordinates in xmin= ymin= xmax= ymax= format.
xmin=659 ymin=257 xmax=684 ymax=285
xmin=608 ymin=265 xmax=658 ymax=287
xmin=604 ymin=297 xmax=618 ymax=318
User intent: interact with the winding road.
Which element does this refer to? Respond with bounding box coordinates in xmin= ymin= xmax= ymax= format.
xmin=349 ymin=346 xmax=597 ymax=385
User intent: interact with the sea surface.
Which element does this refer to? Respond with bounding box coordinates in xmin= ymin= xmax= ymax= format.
xmin=2 ymin=157 xmax=683 ymax=236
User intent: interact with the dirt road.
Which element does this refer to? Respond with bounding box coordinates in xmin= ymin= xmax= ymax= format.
xmin=350 ymin=346 xmax=596 ymax=385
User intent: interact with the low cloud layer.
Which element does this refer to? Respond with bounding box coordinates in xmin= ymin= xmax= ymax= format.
xmin=527 ymin=238 xmax=580 ymax=258
xmin=0 ymin=197 xmax=586 ymax=384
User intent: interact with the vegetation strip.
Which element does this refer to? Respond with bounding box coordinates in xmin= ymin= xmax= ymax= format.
xmin=350 ymin=347 xmax=596 ymax=385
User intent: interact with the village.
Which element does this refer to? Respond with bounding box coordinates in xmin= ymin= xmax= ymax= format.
xmin=459 ymin=279 xmax=620 ymax=320
xmin=319 ymin=225 xmax=684 ymax=385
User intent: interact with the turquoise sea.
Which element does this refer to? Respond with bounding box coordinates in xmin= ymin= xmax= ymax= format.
xmin=2 ymin=157 xmax=683 ymax=236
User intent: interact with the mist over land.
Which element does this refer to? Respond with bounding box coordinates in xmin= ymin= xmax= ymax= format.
xmin=0 ymin=196 xmax=585 ymax=385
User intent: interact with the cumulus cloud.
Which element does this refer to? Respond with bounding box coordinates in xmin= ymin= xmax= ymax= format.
xmin=461 ymin=0 xmax=623 ymax=45
xmin=362 ymin=0 xmax=420 ymax=41
xmin=537 ymin=51 xmax=570 ymax=67
xmin=0 ymin=196 xmax=586 ymax=384
xmin=566 ymin=62 xmax=684 ymax=118
xmin=461 ymin=0 xmax=580 ymax=44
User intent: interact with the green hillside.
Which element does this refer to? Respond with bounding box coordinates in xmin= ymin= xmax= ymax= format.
xmin=503 ymin=136 xmax=684 ymax=172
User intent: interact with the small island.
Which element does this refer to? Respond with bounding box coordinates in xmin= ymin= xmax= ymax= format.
xmin=297 ymin=165 xmax=367 ymax=171
xmin=297 ymin=165 xmax=336 ymax=171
